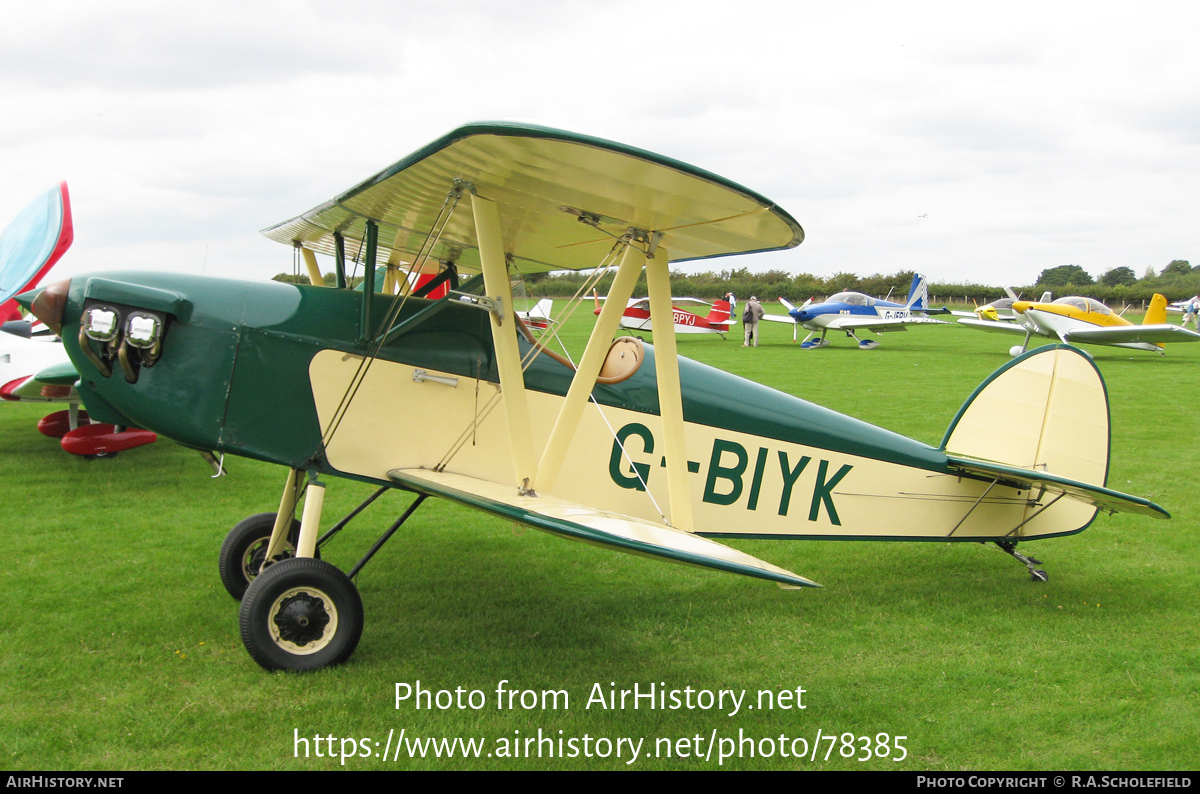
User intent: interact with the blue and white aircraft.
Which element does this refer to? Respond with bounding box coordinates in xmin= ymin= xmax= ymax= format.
xmin=762 ymin=273 xmax=948 ymax=349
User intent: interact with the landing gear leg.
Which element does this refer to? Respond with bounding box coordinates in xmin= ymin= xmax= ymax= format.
xmin=996 ymin=541 xmax=1047 ymax=582
xmin=846 ymin=330 xmax=879 ymax=350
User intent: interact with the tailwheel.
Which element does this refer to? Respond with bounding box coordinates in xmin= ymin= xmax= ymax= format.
xmin=239 ymin=557 xmax=363 ymax=671
xmin=218 ymin=512 xmax=309 ymax=601
xmin=995 ymin=541 xmax=1048 ymax=582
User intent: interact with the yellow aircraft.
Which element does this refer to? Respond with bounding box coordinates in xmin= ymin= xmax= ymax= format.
xmin=22 ymin=123 xmax=1168 ymax=671
xmin=959 ymin=293 xmax=1200 ymax=356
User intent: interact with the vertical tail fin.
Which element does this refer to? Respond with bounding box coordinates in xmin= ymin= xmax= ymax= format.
xmin=1143 ymin=293 xmax=1168 ymax=326
xmin=942 ymin=345 xmax=1109 ymax=487
xmin=706 ymin=300 xmax=731 ymax=324
xmin=905 ymin=273 xmax=929 ymax=310
xmin=529 ymin=299 xmax=553 ymax=320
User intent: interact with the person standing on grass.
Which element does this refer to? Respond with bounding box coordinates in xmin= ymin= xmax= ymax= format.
xmin=743 ymin=295 xmax=764 ymax=347
xmin=1183 ymin=296 xmax=1200 ymax=329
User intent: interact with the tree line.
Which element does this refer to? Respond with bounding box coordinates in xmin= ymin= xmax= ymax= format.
xmin=274 ymin=259 xmax=1200 ymax=304
xmin=519 ymin=260 xmax=1200 ymax=303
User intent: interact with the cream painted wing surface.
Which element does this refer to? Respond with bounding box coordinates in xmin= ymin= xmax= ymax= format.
xmin=942 ymin=344 xmax=1168 ymax=522
xmin=262 ymin=122 xmax=803 ymax=274
xmin=388 ymin=468 xmax=821 ymax=589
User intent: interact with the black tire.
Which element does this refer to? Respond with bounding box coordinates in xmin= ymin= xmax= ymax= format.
xmin=218 ymin=513 xmax=307 ymax=601
xmin=239 ymin=557 xmax=363 ymax=671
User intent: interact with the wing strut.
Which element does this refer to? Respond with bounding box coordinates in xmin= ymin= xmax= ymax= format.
xmin=535 ymin=241 xmax=644 ymax=493
xmin=472 ymin=193 xmax=537 ymax=493
xmin=645 ymin=244 xmax=693 ymax=532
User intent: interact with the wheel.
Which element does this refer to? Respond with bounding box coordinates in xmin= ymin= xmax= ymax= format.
xmin=84 ymin=451 xmax=118 ymax=460
xmin=239 ymin=557 xmax=363 ymax=671
xmin=1030 ymin=569 xmax=1049 ymax=583
xmin=218 ymin=512 xmax=309 ymax=601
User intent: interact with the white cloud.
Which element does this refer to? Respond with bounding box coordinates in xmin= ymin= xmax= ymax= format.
xmin=1 ymin=0 xmax=1198 ymax=287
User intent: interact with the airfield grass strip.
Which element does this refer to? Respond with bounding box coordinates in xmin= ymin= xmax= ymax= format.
xmin=0 ymin=303 xmax=1196 ymax=770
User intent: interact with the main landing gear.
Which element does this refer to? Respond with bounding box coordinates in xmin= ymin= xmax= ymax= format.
xmin=995 ymin=540 xmax=1048 ymax=582
xmin=219 ymin=470 xmax=426 ymax=671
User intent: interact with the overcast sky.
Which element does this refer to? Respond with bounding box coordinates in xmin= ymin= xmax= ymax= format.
xmin=1 ymin=1 xmax=1196 ymax=288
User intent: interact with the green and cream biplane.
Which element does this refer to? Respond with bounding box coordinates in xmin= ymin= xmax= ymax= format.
xmin=23 ymin=122 xmax=1168 ymax=671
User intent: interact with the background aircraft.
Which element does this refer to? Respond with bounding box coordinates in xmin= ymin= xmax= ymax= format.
xmin=23 ymin=122 xmax=1166 ymax=672
xmin=958 ymin=293 xmax=1200 ymax=356
xmin=948 ymin=287 xmax=1052 ymax=322
xmin=0 ymin=185 xmax=158 ymax=459
xmin=595 ymin=294 xmax=736 ymax=337
xmin=762 ymin=273 xmax=947 ymax=348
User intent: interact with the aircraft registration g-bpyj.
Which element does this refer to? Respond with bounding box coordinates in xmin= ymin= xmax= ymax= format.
xmin=22 ymin=122 xmax=1168 ymax=671
xmin=594 ymin=294 xmax=736 ymax=337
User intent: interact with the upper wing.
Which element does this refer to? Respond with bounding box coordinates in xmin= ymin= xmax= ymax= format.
xmin=958 ymin=318 xmax=1032 ymax=336
xmin=263 ymin=122 xmax=803 ymax=274
xmin=389 ymin=468 xmax=819 ymax=589
xmin=1065 ymin=324 xmax=1200 ymax=346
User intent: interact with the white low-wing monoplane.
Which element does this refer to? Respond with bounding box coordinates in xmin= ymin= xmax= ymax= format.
xmin=958 ymin=293 xmax=1200 ymax=356
xmin=762 ymin=273 xmax=947 ymax=348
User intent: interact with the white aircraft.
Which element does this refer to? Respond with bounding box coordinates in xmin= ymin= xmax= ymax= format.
xmin=761 ymin=273 xmax=947 ymax=348
xmin=959 ymin=293 xmax=1200 ymax=356
xmin=949 ymin=288 xmax=1052 ymax=323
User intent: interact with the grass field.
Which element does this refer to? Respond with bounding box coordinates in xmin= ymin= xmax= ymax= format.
xmin=2 ymin=302 xmax=1197 ymax=770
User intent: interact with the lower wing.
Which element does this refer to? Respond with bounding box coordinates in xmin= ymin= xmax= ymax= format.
xmin=826 ymin=316 xmax=947 ymax=332
xmin=389 ymin=468 xmax=820 ymax=589
xmin=1065 ymin=324 xmax=1200 ymax=346
xmin=957 ymin=318 xmax=1032 ymax=336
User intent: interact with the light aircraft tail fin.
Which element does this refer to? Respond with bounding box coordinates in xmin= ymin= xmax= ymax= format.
xmin=529 ymin=298 xmax=553 ymax=321
xmin=1040 ymin=290 xmax=1052 ymax=303
xmin=1143 ymin=293 xmax=1168 ymax=326
xmin=941 ymin=344 xmax=1166 ymax=519
xmin=904 ymin=273 xmax=930 ymax=311
xmin=706 ymin=299 xmax=732 ymax=324
xmin=942 ymin=344 xmax=1108 ymax=487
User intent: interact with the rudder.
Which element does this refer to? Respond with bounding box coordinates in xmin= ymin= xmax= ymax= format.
xmin=941 ymin=345 xmax=1109 ymax=488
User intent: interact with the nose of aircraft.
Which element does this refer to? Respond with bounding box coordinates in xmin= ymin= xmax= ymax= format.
xmin=1011 ymin=301 xmax=1032 ymax=314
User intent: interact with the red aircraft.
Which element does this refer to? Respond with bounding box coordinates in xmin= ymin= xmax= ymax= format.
xmin=594 ymin=293 xmax=736 ymax=337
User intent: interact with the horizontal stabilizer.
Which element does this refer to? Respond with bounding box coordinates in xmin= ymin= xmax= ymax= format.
xmin=946 ymin=456 xmax=1168 ymax=519
xmin=389 ymin=468 xmax=820 ymax=589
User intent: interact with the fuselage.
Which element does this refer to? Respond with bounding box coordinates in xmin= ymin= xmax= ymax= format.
xmin=1012 ymin=297 xmax=1160 ymax=352
xmin=790 ymin=292 xmax=917 ymax=330
xmin=612 ymin=298 xmax=733 ymax=334
xmin=44 ymin=272 xmax=1094 ymax=542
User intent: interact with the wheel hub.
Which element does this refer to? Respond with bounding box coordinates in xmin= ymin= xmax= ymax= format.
xmin=273 ymin=592 xmax=331 ymax=647
xmin=243 ymin=538 xmax=294 ymax=581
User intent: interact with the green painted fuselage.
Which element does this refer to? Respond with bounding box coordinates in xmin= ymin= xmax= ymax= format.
xmin=55 ymin=271 xmax=949 ymax=484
